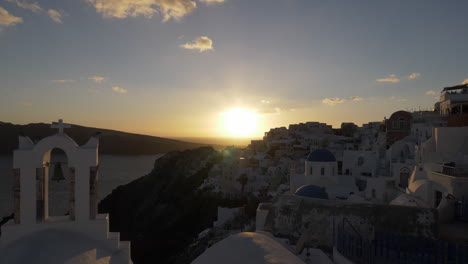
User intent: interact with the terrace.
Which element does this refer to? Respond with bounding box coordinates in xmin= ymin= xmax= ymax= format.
xmin=440 ymin=84 xmax=468 ymax=102
xmin=432 ymin=163 xmax=468 ymax=178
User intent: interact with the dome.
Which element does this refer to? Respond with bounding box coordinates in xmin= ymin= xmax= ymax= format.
xmin=306 ymin=149 xmax=336 ymax=162
xmin=294 ymin=185 xmax=329 ymax=199
xmin=0 ymin=229 xmax=118 ymax=264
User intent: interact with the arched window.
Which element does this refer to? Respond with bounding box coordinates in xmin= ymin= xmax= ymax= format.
xmin=398 ymin=117 xmax=409 ymax=130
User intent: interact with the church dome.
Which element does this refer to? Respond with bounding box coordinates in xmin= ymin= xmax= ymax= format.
xmin=306 ymin=149 xmax=336 ymax=162
xmin=294 ymin=185 xmax=329 ymax=199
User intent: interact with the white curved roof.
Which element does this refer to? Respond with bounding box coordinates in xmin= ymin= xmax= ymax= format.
xmin=390 ymin=193 xmax=430 ymax=208
xmin=0 ymin=229 xmax=118 ymax=264
xmin=193 ymin=232 xmax=305 ymax=264
xmin=408 ymin=179 xmax=430 ymax=194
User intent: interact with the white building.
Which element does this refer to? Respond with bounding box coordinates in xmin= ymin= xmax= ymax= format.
xmin=290 ymin=149 xmax=356 ymax=199
xmin=0 ymin=120 xmax=132 ymax=264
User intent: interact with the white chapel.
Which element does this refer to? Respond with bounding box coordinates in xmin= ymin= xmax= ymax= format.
xmin=0 ymin=120 xmax=132 ymax=264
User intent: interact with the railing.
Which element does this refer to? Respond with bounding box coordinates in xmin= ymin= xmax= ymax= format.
xmin=336 ymin=229 xmax=468 ymax=264
xmin=432 ymin=164 xmax=468 ymax=178
xmin=440 ymin=90 xmax=468 ymax=102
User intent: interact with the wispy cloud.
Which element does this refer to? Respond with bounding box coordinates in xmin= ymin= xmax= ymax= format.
xmin=180 ymin=36 xmax=213 ymax=52
xmin=258 ymin=107 xmax=295 ymax=115
xmin=89 ymin=76 xmax=106 ymax=83
xmin=350 ymin=96 xmax=364 ymax=101
xmin=0 ymin=7 xmax=23 ymax=27
xmin=47 ymin=9 xmax=63 ymax=23
xmin=17 ymin=102 xmax=32 ymax=107
xmin=376 ymin=74 xmax=400 ymax=83
xmin=6 ymin=0 xmax=42 ymax=13
xmin=389 ymin=96 xmax=408 ymax=102
xmin=51 ymin=79 xmax=74 ymax=83
xmin=6 ymin=1 xmax=65 ymax=23
xmin=86 ymin=0 xmax=197 ymax=22
xmin=199 ymin=0 xmax=224 ymax=4
xmin=425 ymin=90 xmax=437 ymax=95
xmin=406 ymin=73 xmax=421 ymax=80
xmin=462 ymin=79 xmax=468 ymax=85
xmin=112 ymin=86 xmax=127 ymax=94
xmin=322 ymin=97 xmax=346 ymax=106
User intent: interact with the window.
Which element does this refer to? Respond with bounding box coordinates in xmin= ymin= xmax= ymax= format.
xmin=310 ymin=167 xmax=313 ymax=175
xmin=435 ymin=191 xmax=442 ymax=208
xmin=357 ymin=156 xmax=364 ymax=166
xmin=321 ymin=168 xmax=325 ymax=175
xmin=372 ymin=189 xmax=376 ymax=199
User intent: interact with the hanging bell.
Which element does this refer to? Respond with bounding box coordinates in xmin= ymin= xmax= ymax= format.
xmin=51 ymin=162 xmax=66 ymax=182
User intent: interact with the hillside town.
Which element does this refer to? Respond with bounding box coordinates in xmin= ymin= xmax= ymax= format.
xmin=1 ymin=84 xmax=467 ymax=264
xmin=195 ymin=83 xmax=468 ymax=263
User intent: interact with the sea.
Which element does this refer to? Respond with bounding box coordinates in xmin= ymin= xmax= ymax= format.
xmin=0 ymin=154 xmax=163 ymax=217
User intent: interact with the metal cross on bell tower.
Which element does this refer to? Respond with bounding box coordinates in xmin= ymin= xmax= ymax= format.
xmin=51 ymin=119 xmax=71 ymax=134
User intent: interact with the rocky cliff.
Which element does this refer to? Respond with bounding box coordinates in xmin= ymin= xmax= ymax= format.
xmin=98 ymin=147 xmax=250 ymax=264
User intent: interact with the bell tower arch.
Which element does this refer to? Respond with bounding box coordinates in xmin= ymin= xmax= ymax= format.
xmin=12 ymin=119 xmax=99 ymax=225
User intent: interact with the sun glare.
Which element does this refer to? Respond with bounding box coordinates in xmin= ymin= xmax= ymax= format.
xmin=221 ymin=108 xmax=258 ymax=138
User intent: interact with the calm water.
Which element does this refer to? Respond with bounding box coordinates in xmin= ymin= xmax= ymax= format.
xmin=0 ymin=154 xmax=163 ymax=217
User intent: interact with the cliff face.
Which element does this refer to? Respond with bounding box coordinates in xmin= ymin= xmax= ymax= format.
xmin=99 ymin=147 xmax=231 ymax=264
xmin=0 ymin=122 xmax=209 ymax=155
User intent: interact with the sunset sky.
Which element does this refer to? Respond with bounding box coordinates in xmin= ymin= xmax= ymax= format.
xmin=1 ymin=0 xmax=468 ymax=139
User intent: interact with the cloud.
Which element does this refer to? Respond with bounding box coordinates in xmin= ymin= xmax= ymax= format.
xmin=462 ymin=79 xmax=468 ymax=85
xmin=322 ymin=97 xmax=346 ymax=106
xmin=425 ymin=90 xmax=437 ymax=95
xmin=6 ymin=0 xmax=42 ymax=13
xmin=406 ymin=73 xmax=421 ymax=80
xmin=7 ymin=1 xmax=64 ymax=24
xmin=257 ymin=107 xmax=295 ymax=115
xmin=51 ymin=79 xmax=74 ymax=83
xmin=180 ymin=36 xmax=213 ymax=52
xmin=389 ymin=96 xmax=408 ymax=102
xmin=17 ymin=102 xmax=32 ymax=107
xmin=112 ymin=86 xmax=127 ymax=94
xmin=89 ymin=76 xmax=106 ymax=83
xmin=199 ymin=0 xmax=224 ymax=4
xmin=47 ymin=9 xmax=63 ymax=23
xmin=376 ymin=74 xmax=400 ymax=83
xmin=260 ymin=100 xmax=270 ymax=104
xmin=86 ymin=0 xmax=197 ymax=21
xmin=350 ymin=96 xmax=363 ymax=101
xmin=0 ymin=7 xmax=23 ymax=26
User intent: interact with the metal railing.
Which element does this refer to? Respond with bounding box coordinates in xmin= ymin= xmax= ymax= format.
xmin=336 ymin=229 xmax=468 ymax=264
xmin=432 ymin=164 xmax=468 ymax=178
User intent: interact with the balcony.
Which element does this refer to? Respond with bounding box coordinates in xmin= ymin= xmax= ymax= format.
xmin=432 ymin=163 xmax=468 ymax=178
xmin=440 ymin=92 xmax=468 ymax=102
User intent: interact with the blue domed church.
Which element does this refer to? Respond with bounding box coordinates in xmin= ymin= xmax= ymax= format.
xmin=305 ymin=149 xmax=338 ymax=181
xmin=289 ymin=148 xmax=357 ymax=199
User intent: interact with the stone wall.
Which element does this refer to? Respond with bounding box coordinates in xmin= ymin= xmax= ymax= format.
xmin=263 ymin=195 xmax=437 ymax=248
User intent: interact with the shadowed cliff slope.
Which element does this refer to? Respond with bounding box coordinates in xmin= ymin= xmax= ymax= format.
xmin=99 ymin=147 xmax=219 ymax=263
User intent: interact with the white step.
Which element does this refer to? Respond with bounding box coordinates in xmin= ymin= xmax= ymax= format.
xmin=106 ymin=232 xmax=120 ymax=249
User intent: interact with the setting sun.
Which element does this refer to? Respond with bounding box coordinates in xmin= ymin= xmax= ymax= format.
xmin=220 ymin=108 xmax=259 ymax=138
